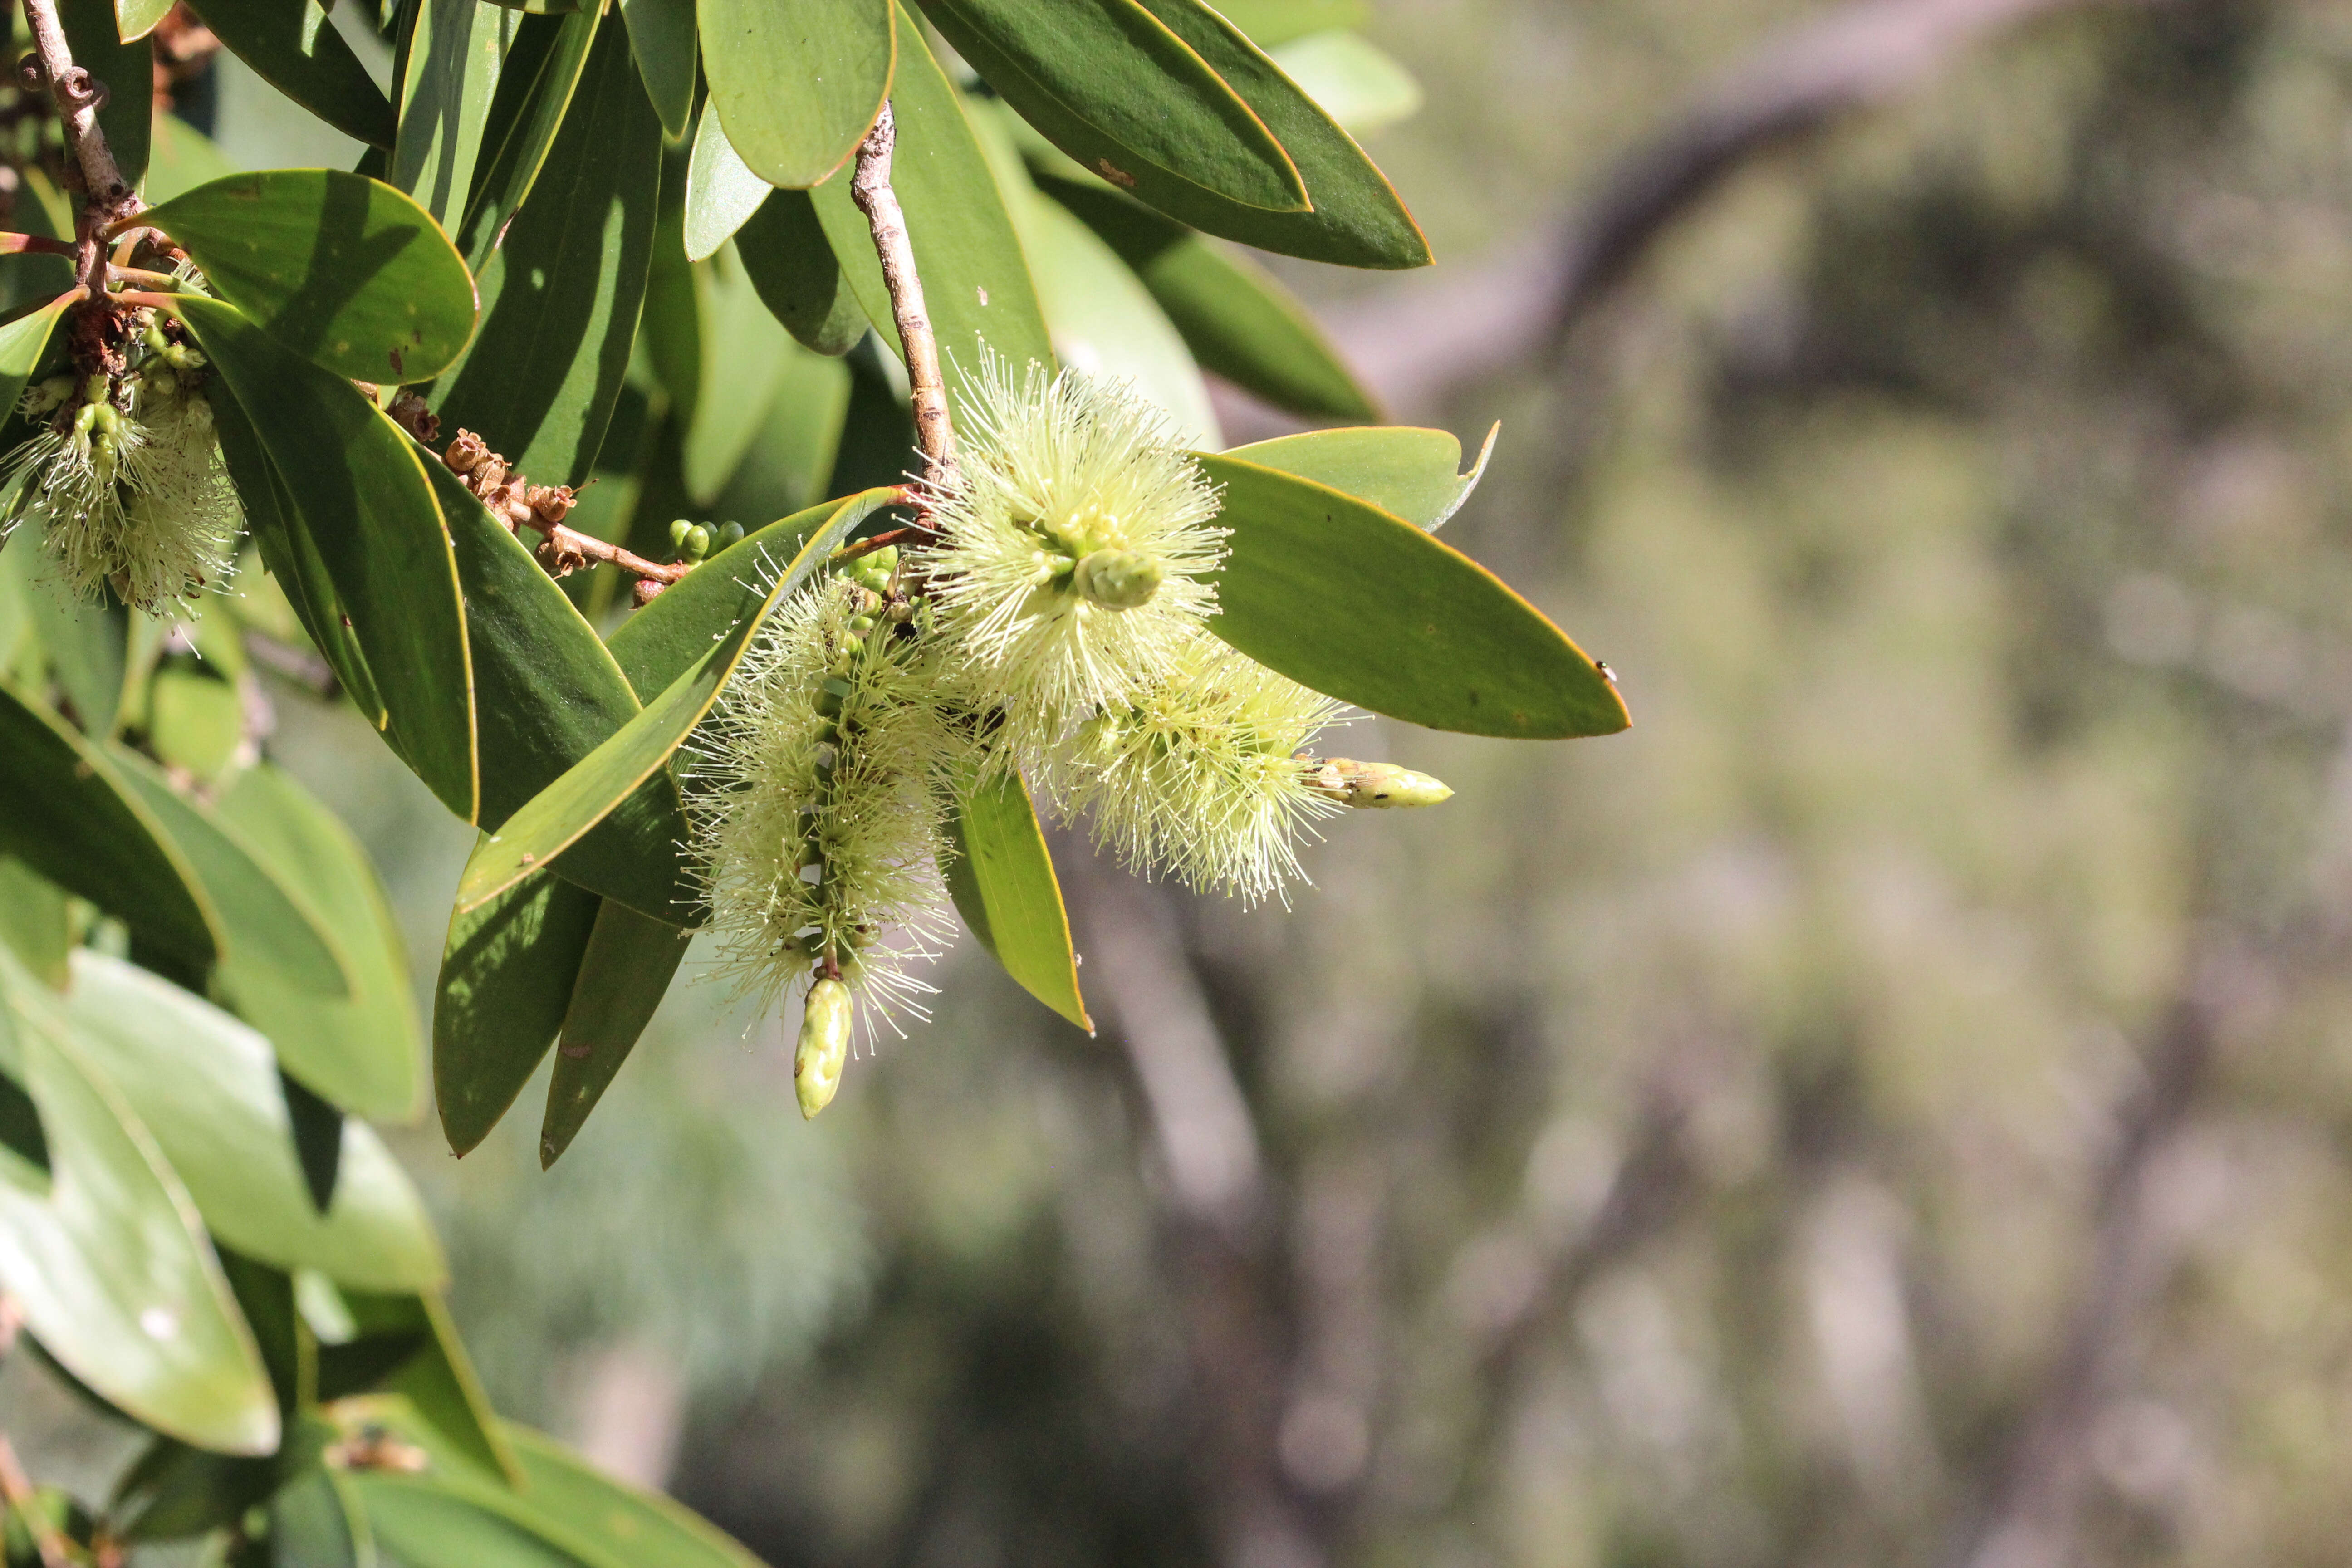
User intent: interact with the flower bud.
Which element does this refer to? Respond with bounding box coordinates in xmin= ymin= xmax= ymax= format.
xmin=1302 ymin=758 xmax=1453 ymax=808
xmin=686 ymin=524 xmax=711 ymax=560
xmin=1070 ymin=548 xmax=1163 ymax=610
xmin=794 ymin=977 xmax=853 ymax=1119
xmin=668 ymin=518 xmax=693 ymax=549
xmin=715 ymin=521 xmax=746 ymax=550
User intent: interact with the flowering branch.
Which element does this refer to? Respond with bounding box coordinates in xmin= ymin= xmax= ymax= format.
xmin=849 ymin=103 xmax=956 ymax=505
xmin=17 ymin=0 xmax=139 ymax=294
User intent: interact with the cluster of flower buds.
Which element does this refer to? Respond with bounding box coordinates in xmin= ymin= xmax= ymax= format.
xmin=668 ymin=518 xmax=746 ymax=564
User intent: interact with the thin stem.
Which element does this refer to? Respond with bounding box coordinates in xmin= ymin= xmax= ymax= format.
xmin=849 ymin=103 xmax=956 ymax=505
xmin=0 ymin=1432 xmax=70 ymax=1568
xmin=18 ymin=0 xmax=139 ymax=294
xmin=0 ymin=232 xmax=74 ymax=256
xmin=828 ymin=524 xmax=922 ymax=566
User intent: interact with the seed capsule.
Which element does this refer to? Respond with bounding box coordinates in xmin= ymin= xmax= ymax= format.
xmin=794 ymin=977 xmax=853 ymax=1119
xmin=1301 ymin=758 xmax=1454 ymax=809
xmin=1070 ymin=548 xmax=1163 ymax=610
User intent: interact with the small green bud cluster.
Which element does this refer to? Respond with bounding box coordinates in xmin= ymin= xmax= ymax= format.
xmin=669 ymin=518 xmax=747 ymax=564
xmin=4 ymin=311 xmax=239 ymax=612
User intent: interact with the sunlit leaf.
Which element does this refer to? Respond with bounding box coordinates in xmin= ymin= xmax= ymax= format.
xmin=393 ymin=0 xmax=525 ymax=229
xmin=186 ymin=0 xmax=399 ymax=146
xmin=617 ymin=0 xmax=696 ymax=139
xmin=681 ymin=243 xmax=795 ymax=503
xmin=452 ymin=4 xmax=603 ymax=270
xmin=0 ymin=294 xmax=74 ymax=436
xmin=735 ymin=188 xmax=869 ymax=355
xmin=701 ymin=0 xmax=892 ymax=189
xmin=0 ymin=860 xmax=69 ymax=990
xmin=603 ymin=498 xmax=838 ymax=696
xmin=539 ymin=900 xmax=691 ymax=1168
xmin=684 ymin=105 xmax=773 ymax=263
xmin=1222 ymin=423 xmax=1494 ymax=530
xmin=946 ymin=772 xmax=1090 ymax=1030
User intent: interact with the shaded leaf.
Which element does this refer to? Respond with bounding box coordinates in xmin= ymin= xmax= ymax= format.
xmin=327 ymin=1295 xmax=519 ymax=1482
xmin=271 ymin=1462 xmax=372 ymax=1568
xmin=539 ymin=900 xmax=691 ymax=1167
xmin=701 ymin=0 xmax=892 ymax=190
xmin=0 ymin=860 xmax=69 ymax=990
xmin=434 ymin=869 xmax=599 ymax=1157
xmin=1198 ymin=454 xmax=1629 ymax=737
xmin=1222 ymin=422 xmax=1494 ymax=529
xmin=177 ymin=295 xmax=480 ymax=820
xmin=452 ymin=3 xmax=603 ymax=270
xmin=684 ymin=105 xmax=772 ymax=263
xmin=142 ymin=172 xmax=478 ymax=384
xmin=60 ymin=0 xmax=149 ymax=191
xmin=946 ymin=772 xmax=1090 ymax=1029
xmin=735 ymin=188 xmax=868 ymax=355
xmin=617 ymin=0 xmax=696 ymax=139
xmin=186 ymin=0 xmax=399 ymax=147
xmin=680 ymin=243 xmax=795 ymax=503
xmin=393 ymin=0 xmax=525 ymax=229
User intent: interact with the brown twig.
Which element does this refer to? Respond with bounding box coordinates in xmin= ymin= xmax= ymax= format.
xmin=0 ymin=232 xmax=74 ymax=256
xmin=18 ymin=0 xmax=139 ymax=296
xmin=849 ymin=103 xmax=956 ymax=507
xmin=0 ymin=1432 xmax=70 ymax=1568
xmin=436 ymin=429 xmax=691 ymax=599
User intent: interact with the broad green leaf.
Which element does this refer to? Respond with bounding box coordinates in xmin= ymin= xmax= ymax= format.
xmin=20 ymin=573 xmax=127 ymax=736
xmin=431 ymin=20 xmax=661 ymax=487
xmin=350 ymin=1475 xmax=600 ymax=1568
xmin=394 ymin=0 xmax=526 ymax=228
xmin=456 ymin=494 xmax=881 ymax=916
xmin=603 ymin=498 xmax=838 ymax=696
xmin=142 ymin=172 xmax=479 ymax=384
xmin=503 ymin=1425 xmax=767 ymax=1568
xmin=701 ymin=0 xmax=892 ymax=190
xmin=808 ymin=14 xmax=1054 ymax=377
xmin=108 ymin=748 xmax=353 ymax=1001
xmin=0 ymin=679 xmax=220 ymax=967
xmin=110 ymin=1431 xmax=281 ymax=1541
xmin=685 ymin=106 xmax=772 ymax=263
xmin=1117 ymin=0 xmax=1429 ymax=268
xmin=59 ymin=951 xmax=447 ymax=1292
xmin=1223 ymin=423 xmax=1494 ymax=529
xmin=177 ymin=295 xmax=480 ymax=821
xmin=0 ymin=953 xmax=277 ymax=1455
xmin=60 ymin=0 xmax=149 ymax=190
xmin=145 ymin=668 xmax=243 ymax=782
xmin=539 ymin=901 xmax=690 ymax=1167
xmin=1269 ymin=29 xmax=1422 ymax=135
xmin=451 ymin=4 xmax=603 ymax=270
xmin=145 ymin=114 xmax=240 ymax=204
xmin=272 ymin=1463 xmax=372 ymax=1568
xmin=0 ymin=294 xmax=73 ymax=435
xmin=681 ymin=243 xmax=794 ymax=503
xmin=215 ymin=763 xmax=425 ymax=1122
xmin=1016 ymin=191 xmax=1217 ymax=445
xmin=435 ymin=869 xmax=599 ymax=1156
xmin=735 ymin=189 xmax=868 ymax=355
xmin=946 ymin=773 xmax=1090 ymax=1029
xmin=0 ymin=861 xmax=69 ymax=990
xmin=914 ymin=0 xmax=1305 ymax=215
xmin=618 ymin=0 xmax=696 ymax=139
xmin=1198 ymin=454 xmax=1629 ymax=737
xmin=186 ymin=0 xmax=400 ymax=147
xmin=1042 ymin=177 xmax=1375 ymax=420
xmin=117 ymin=0 xmax=175 ymax=40
xmin=325 ymin=1297 xmax=519 ymax=1482
xmin=1212 ymin=0 xmax=1362 ymax=45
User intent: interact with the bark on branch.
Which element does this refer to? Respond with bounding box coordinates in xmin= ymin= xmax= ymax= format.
xmin=850 ymin=103 xmax=957 ymax=503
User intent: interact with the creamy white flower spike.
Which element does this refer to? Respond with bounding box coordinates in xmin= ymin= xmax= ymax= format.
xmin=926 ymin=356 xmax=1226 ymax=758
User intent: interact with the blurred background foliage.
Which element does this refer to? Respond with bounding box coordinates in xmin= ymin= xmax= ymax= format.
xmin=21 ymin=0 xmax=2352 ymax=1564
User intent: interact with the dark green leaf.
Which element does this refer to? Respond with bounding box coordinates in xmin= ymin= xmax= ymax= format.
xmin=271 ymin=1463 xmax=372 ymax=1568
xmin=684 ymin=104 xmax=772 ymax=263
xmin=393 ymin=0 xmax=527 ymax=228
xmin=110 ymin=1434 xmax=280 ymax=1542
xmin=946 ymin=772 xmax=1090 ymax=1029
xmin=434 ymin=869 xmax=600 ymax=1156
xmin=60 ymin=0 xmax=149 ymax=191
xmin=603 ymin=498 xmax=837 ymax=696
xmin=142 ymin=172 xmax=479 ymax=384
xmin=0 ymin=952 xmax=277 ymax=1455
xmin=1042 ymin=176 xmax=1376 ymax=419
xmin=0 ymin=679 xmax=220 ymax=968
xmin=1221 ymin=422 xmax=1494 ymax=529
xmin=186 ymin=0 xmax=399 ymax=147
xmin=808 ymin=13 xmax=1054 ymax=377
xmin=177 ymin=295 xmax=480 ymax=820
xmin=213 ymin=1249 xmax=304 ymax=1414
xmin=1117 ymin=0 xmax=1429 ymax=267
xmin=0 ymin=861 xmax=69 ymax=990
xmin=451 ymin=4 xmax=603 ymax=270
xmin=735 ymin=188 xmax=868 ymax=355
xmin=915 ymin=0 xmax=1305 ymax=215
xmin=456 ymin=493 xmax=881 ymax=916
xmin=1198 ymin=454 xmax=1629 ymax=737
xmin=212 ymin=762 xmax=424 ymax=1122
xmin=539 ymin=901 xmax=690 ymax=1167
xmin=701 ymin=0 xmax=892 ymax=189
xmin=617 ymin=0 xmax=696 ymax=139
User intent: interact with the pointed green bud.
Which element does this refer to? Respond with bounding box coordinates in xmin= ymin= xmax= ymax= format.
xmin=794 ymin=977 xmax=853 ymax=1119
xmin=1070 ymin=548 xmax=1163 ymax=610
xmin=1302 ymin=758 xmax=1454 ymax=808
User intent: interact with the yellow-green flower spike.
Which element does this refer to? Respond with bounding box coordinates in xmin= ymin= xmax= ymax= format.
xmin=1302 ymin=758 xmax=1454 ymax=809
xmin=794 ymin=977 xmax=854 ymax=1118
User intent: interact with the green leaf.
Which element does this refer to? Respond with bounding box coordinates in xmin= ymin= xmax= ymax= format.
xmin=701 ymin=0 xmax=892 ymax=190
xmin=456 ymin=492 xmax=881 ymax=917
xmin=539 ymin=901 xmax=691 ymax=1167
xmin=349 ymin=1475 xmax=600 ymax=1568
xmin=393 ymin=0 xmax=526 ymax=228
xmin=176 ymin=295 xmax=480 ymax=821
xmin=603 ymin=498 xmax=837 ymax=696
xmin=142 ymin=172 xmax=479 ymax=384
xmin=214 ymin=763 xmax=425 ymax=1122
xmin=946 ymin=772 xmax=1090 ymax=1029
xmin=430 ymin=21 xmax=661 ymax=488
xmin=501 ymin=1424 xmax=768 ymax=1568
xmin=58 ymin=951 xmax=447 ymax=1292
xmin=185 ymin=0 xmax=400 ymax=147
xmin=0 ymin=294 xmax=73 ymax=437
xmin=434 ymin=869 xmax=600 ymax=1157
xmin=808 ymin=14 xmax=1054 ymax=377
xmin=735 ymin=189 xmax=869 ymax=355
xmin=915 ymin=0 xmax=1305 ymax=215
xmin=1116 ymin=0 xmax=1429 ymax=268
xmin=145 ymin=114 xmax=240 ymax=204
xmin=0 ymin=679 xmax=220 ymax=968
xmin=271 ymin=1462 xmax=372 ymax=1568
xmin=680 ymin=243 xmax=795 ymax=503
xmin=1222 ymin=422 xmax=1494 ymax=529
xmin=617 ymin=0 xmax=696 ymax=139
xmin=1041 ymin=176 xmax=1375 ymax=420
xmin=1197 ymin=454 xmax=1629 ymax=737
xmin=0 ymin=860 xmax=70 ymax=990
xmin=60 ymin=0 xmax=149 ymax=191
xmin=145 ymin=668 xmax=243 ymax=783
xmin=1269 ymin=29 xmax=1421 ymax=135
xmin=451 ymin=4 xmax=603 ymax=270
xmin=117 ymin=0 xmax=176 ymax=40
xmin=327 ymin=1296 xmax=519 ymax=1483
xmin=684 ymin=105 xmax=773 ymax=263
xmin=107 ymin=747 xmax=353 ymax=1001
xmin=1209 ymin=0 xmax=1362 ymax=46
xmin=0 ymin=952 xmax=277 ymax=1455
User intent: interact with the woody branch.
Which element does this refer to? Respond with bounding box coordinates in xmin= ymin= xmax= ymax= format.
xmin=850 ymin=103 xmax=958 ymax=509
xmin=17 ymin=0 xmax=138 ymax=293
